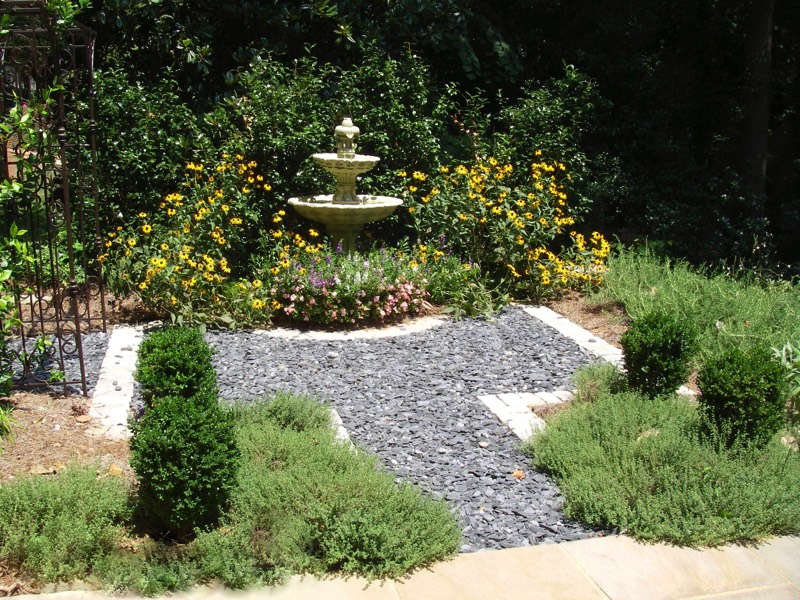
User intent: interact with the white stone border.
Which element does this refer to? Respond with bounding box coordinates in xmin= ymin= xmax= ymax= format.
xmin=88 ymin=325 xmax=143 ymax=440
xmin=254 ymin=315 xmax=447 ymax=341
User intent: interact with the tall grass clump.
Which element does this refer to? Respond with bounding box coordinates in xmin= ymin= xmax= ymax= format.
xmin=526 ymin=365 xmax=800 ymax=545
xmin=597 ymin=248 xmax=800 ymax=361
xmin=0 ymin=466 xmax=131 ymax=582
xmin=200 ymin=393 xmax=461 ymax=582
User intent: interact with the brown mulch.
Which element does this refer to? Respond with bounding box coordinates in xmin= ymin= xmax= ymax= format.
xmin=0 ymin=392 xmax=131 ymax=482
xmin=544 ymin=290 xmax=629 ymax=348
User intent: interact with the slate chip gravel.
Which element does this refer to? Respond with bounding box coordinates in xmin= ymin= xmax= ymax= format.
xmin=205 ymin=305 xmax=607 ymax=551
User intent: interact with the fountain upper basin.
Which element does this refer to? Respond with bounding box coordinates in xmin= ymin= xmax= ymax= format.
xmin=312 ymin=153 xmax=380 ymax=174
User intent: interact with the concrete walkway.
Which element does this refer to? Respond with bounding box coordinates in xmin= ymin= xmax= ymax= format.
xmin=23 ymin=535 xmax=800 ymax=599
xmin=24 ymin=306 xmax=796 ymax=600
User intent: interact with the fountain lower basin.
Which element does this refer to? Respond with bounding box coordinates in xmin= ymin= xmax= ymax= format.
xmin=289 ymin=194 xmax=402 ymax=253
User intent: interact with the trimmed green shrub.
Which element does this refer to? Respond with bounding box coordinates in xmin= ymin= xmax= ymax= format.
xmin=130 ymin=393 xmax=240 ymax=540
xmin=135 ymin=327 xmax=217 ymax=406
xmin=697 ymin=346 xmax=789 ymax=448
xmin=620 ymin=310 xmax=699 ymax=397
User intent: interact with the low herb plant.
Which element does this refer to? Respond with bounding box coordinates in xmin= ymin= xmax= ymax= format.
xmin=0 ymin=392 xmax=460 ymax=593
xmin=527 ymin=365 xmax=800 ymax=545
xmin=0 ymin=466 xmax=132 ymax=583
xmin=267 ymin=245 xmax=428 ymax=326
xmin=773 ymin=340 xmax=800 ymax=425
xmin=620 ymin=310 xmax=699 ymax=398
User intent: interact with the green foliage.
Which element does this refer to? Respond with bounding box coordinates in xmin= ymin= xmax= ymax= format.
xmin=267 ymin=245 xmax=429 ymax=326
xmin=132 ymin=326 xmax=238 ymax=539
xmin=0 ymin=224 xmax=34 ymax=396
xmin=597 ymin=248 xmax=800 ymax=362
xmin=0 ymin=392 xmax=459 ymax=590
xmin=697 ymin=346 xmax=789 ymax=449
xmin=334 ymin=47 xmax=454 ymax=196
xmin=527 ymin=379 xmax=800 ymax=545
xmin=0 ymin=402 xmax=15 ymax=444
xmin=94 ymin=69 xmax=212 ymax=221
xmin=130 ymin=393 xmax=240 ymax=540
xmin=252 ymin=391 xmax=333 ymax=432
xmin=135 ymin=327 xmax=217 ymax=406
xmin=620 ymin=310 xmax=699 ymax=397
xmin=0 ymin=466 xmax=131 ymax=582
xmin=570 ymin=362 xmax=628 ymax=404
xmin=773 ymin=341 xmax=800 ymax=425
xmin=420 ymin=254 xmax=501 ymax=319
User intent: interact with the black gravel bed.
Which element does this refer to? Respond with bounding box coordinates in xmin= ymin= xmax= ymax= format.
xmin=8 ymin=331 xmax=109 ymax=396
xmin=205 ymin=305 xmax=607 ymax=551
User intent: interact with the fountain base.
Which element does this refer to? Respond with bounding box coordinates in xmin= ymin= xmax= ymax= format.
xmin=288 ymin=195 xmax=402 ymax=253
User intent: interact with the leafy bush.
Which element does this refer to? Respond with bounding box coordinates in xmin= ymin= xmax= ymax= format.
xmin=697 ymin=346 xmax=789 ymax=448
xmin=104 ymin=155 xmax=274 ymax=327
xmin=527 ymin=378 xmax=800 ymax=545
xmin=403 ymin=156 xmax=610 ymax=299
xmin=620 ymin=310 xmax=699 ymax=397
xmin=130 ymin=393 xmax=240 ymax=540
xmin=0 ymin=466 xmax=131 ymax=582
xmin=94 ymin=68 xmax=212 ymax=221
xmin=419 ymin=254 xmax=502 ymax=318
xmin=135 ymin=327 xmax=217 ymax=406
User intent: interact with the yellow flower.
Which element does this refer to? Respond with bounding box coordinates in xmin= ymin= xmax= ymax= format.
xmin=308 ymin=228 xmax=319 ymax=237
xmin=221 ymin=204 xmax=230 ymax=213
xmin=412 ymin=171 xmax=427 ymax=181
xmin=252 ymin=279 xmax=262 ymax=288
xmin=141 ymin=224 xmax=152 ymax=234
xmin=160 ymin=243 xmax=169 ymax=251
xmin=127 ymin=238 xmax=137 ymax=246
xmin=138 ymin=211 xmax=147 ymax=218
xmin=138 ymin=281 xmax=148 ymax=291
xmin=408 ymin=185 xmax=418 ymax=193
xmin=251 ymin=298 xmax=265 ymax=310
xmin=271 ymin=266 xmax=280 ymax=275
xmin=398 ymin=170 xmax=407 ymax=177
xmin=271 ymin=299 xmax=282 ymax=310
xmin=230 ymin=217 xmax=243 ymax=226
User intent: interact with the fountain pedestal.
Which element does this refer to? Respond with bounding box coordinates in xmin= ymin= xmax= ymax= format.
xmin=287 ymin=118 xmax=402 ymax=253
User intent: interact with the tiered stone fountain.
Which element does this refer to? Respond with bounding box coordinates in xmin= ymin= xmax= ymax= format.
xmin=288 ymin=117 xmax=402 ymax=253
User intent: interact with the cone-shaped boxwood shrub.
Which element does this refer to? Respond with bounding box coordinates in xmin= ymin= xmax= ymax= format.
xmin=697 ymin=346 xmax=789 ymax=448
xmin=620 ymin=310 xmax=699 ymax=397
xmin=136 ymin=327 xmax=217 ymax=406
xmin=130 ymin=391 xmax=240 ymax=540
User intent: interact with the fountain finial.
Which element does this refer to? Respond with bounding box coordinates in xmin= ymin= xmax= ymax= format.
xmin=335 ymin=117 xmax=359 ymax=158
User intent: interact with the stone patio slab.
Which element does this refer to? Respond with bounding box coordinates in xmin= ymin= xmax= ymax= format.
xmin=394 ymin=545 xmax=608 ymax=600
xmin=561 ymin=536 xmax=789 ymax=600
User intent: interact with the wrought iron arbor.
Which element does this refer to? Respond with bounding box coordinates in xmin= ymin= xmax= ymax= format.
xmin=1 ymin=0 xmax=106 ymax=395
